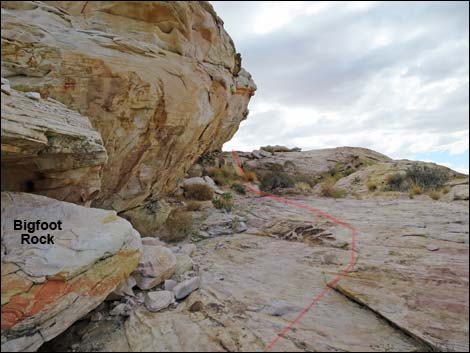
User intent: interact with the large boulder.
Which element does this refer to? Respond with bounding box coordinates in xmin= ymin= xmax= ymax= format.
xmin=1 ymin=1 xmax=256 ymax=213
xmin=0 ymin=192 xmax=142 ymax=352
xmin=1 ymin=83 xmax=107 ymax=206
xmin=132 ymin=245 xmax=177 ymax=290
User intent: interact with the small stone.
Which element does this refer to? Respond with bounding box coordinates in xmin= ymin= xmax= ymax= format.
xmin=109 ymin=303 xmax=132 ymax=317
xmin=1 ymin=77 xmax=11 ymax=95
xmin=233 ymin=221 xmax=247 ymax=233
xmin=173 ymin=276 xmax=200 ymax=300
xmin=25 ymin=91 xmax=41 ymax=101
xmin=189 ymin=300 xmax=204 ymax=313
xmin=132 ymin=245 xmax=177 ymax=290
xmin=426 ymin=244 xmax=439 ymax=251
xmin=175 ymin=254 xmax=193 ymax=276
xmin=181 ymin=243 xmax=196 ymax=256
xmin=141 ymin=237 xmax=167 ymax=247
xmin=164 ymin=279 xmax=178 ymax=291
xmin=111 ymin=276 xmax=136 ymax=297
xmin=144 ymin=291 xmax=175 ymax=312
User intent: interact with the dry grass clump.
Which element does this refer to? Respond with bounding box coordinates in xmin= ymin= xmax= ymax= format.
xmin=184 ymin=183 xmax=213 ymax=201
xmin=410 ymin=183 xmax=423 ymax=196
xmin=185 ymin=200 xmax=202 ymax=211
xmin=208 ymin=165 xmax=242 ymax=186
xmin=366 ymin=181 xmax=378 ymax=191
xmin=427 ymin=190 xmax=441 ymax=200
xmin=295 ymin=182 xmax=312 ymax=193
xmin=442 ymin=186 xmax=451 ymax=194
xmin=212 ymin=192 xmax=234 ymax=212
xmin=320 ymin=177 xmax=347 ymax=198
xmin=244 ymin=170 xmax=258 ymax=183
xmin=164 ymin=209 xmax=193 ymax=243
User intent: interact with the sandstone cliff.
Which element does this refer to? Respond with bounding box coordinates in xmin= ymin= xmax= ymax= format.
xmin=1 ymin=1 xmax=256 ymax=212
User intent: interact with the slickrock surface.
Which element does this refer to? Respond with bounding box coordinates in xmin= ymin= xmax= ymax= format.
xmin=1 ymin=85 xmax=107 ymax=205
xmin=40 ymin=193 xmax=469 ymax=352
xmin=239 ymin=147 xmax=392 ymax=177
xmin=1 ymin=1 xmax=256 ymax=212
xmin=1 ymin=192 xmax=142 ymax=352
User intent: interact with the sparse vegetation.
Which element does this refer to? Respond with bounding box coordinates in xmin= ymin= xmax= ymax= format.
xmin=443 ymin=186 xmax=451 ymax=194
xmin=232 ymin=182 xmax=247 ymax=194
xmin=320 ymin=177 xmax=347 ymax=198
xmin=164 ymin=209 xmax=193 ymax=243
xmin=212 ymin=192 xmax=234 ymax=211
xmin=208 ymin=165 xmax=243 ymax=186
xmin=410 ymin=183 xmax=423 ymax=196
xmin=260 ymin=171 xmax=295 ymax=192
xmin=184 ymin=183 xmax=213 ymax=201
xmin=385 ymin=172 xmax=408 ymax=191
xmin=385 ymin=163 xmax=449 ymax=195
xmin=185 ymin=200 xmax=202 ymax=211
xmin=406 ymin=164 xmax=448 ymax=190
xmin=427 ymin=190 xmax=441 ymax=200
xmin=244 ymin=170 xmax=258 ymax=183
xmin=293 ymin=173 xmax=320 ymax=188
xmin=294 ymin=182 xmax=312 ymax=193
xmin=367 ymin=181 xmax=378 ymax=191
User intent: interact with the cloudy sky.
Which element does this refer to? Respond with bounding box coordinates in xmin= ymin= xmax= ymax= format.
xmin=212 ymin=1 xmax=469 ymax=174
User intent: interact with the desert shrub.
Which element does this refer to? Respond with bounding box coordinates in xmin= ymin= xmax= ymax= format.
xmin=406 ymin=164 xmax=448 ymax=190
xmin=208 ymin=165 xmax=242 ymax=186
xmin=385 ymin=172 xmax=407 ymax=191
xmin=231 ymin=182 xmax=247 ymax=194
xmin=366 ymin=181 xmax=378 ymax=191
xmin=427 ymin=190 xmax=441 ymax=200
xmin=410 ymin=183 xmax=423 ymax=195
xmin=320 ymin=177 xmax=347 ymax=198
xmin=260 ymin=171 xmax=295 ymax=192
xmin=212 ymin=192 xmax=234 ymax=211
xmin=184 ymin=183 xmax=213 ymax=201
xmin=164 ymin=209 xmax=193 ymax=243
xmin=442 ymin=186 xmax=451 ymax=194
xmin=295 ymin=182 xmax=312 ymax=193
xmin=294 ymin=174 xmax=319 ymax=188
xmin=185 ymin=200 xmax=202 ymax=211
xmin=244 ymin=170 xmax=258 ymax=183
xmin=353 ymin=176 xmax=362 ymax=184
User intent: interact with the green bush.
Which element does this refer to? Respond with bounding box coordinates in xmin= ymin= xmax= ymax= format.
xmin=385 ymin=172 xmax=408 ymax=191
xmin=212 ymin=193 xmax=234 ymax=211
xmin=260 ymin=171 xmax=295 ymax=192
xmin=406 ymin=164 xmax=448 ymax=190
xmin=231 ymin=182 xmax=247 ymax=194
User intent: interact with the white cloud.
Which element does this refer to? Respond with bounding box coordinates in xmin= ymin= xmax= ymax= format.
xmin=212 ymin=1 xmax=469 ymax=172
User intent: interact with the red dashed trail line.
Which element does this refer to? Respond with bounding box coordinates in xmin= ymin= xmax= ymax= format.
xmin=231 ymin=150 xmax=358 ymax=351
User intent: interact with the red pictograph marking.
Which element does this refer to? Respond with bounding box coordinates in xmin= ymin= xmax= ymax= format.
xmin=231 ymin=150 xmax=357 ymax=351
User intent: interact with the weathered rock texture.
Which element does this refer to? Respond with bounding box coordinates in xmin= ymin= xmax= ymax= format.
xmin=1 ymin=1 xmax=256 ymax=212
xmin=39 ymin=193 xmax=469 ymax=352
xmin=1 ymin=192 xmax=142 ymax=352
xmin=1 ymin=85 xmax=107 ymax=205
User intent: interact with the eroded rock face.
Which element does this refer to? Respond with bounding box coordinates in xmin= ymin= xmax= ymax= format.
xmin=1 ymin=192 xmax=142 ymax=352
xmin=1 ymin=84 xmax=107 ymax=205
xmin=1 ymin=1 xmax=256 ymax=212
